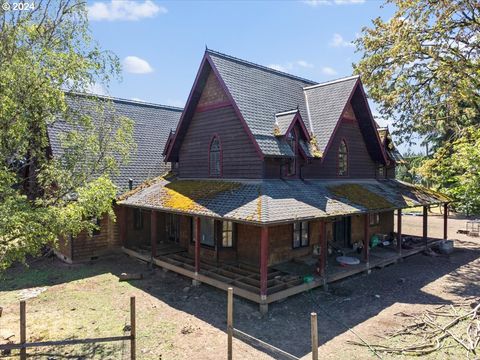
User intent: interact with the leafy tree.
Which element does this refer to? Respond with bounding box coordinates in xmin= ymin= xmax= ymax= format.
xmin=0 ymin=1 xmax=134 ymax=270
xmin=354 ymin=0 xmax=479 ymax=145
xmin=395 ymin=151 xmax=425 ymax=184
xmin=420 ymin=126 xmax=480 ymax=215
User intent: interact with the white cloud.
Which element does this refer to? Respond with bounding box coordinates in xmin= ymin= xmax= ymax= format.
xmin=88 ymin=0 xmax=167 ymax=22
xmin=123 ymin=56 xmax=154 ymax=74
xmin=297 ymin=60 xmax=314 ymax=68
xmin=304 ymin=0 xmax=365 ymax=6
xmin=330 ymin=33 xmax=355 ymax=48
xmin=321 ymin=66 xmax=338 ymax=76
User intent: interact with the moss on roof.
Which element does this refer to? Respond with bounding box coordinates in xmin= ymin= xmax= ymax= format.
xmin=163 ymin=180 xmax=241 ymax=212
xmin=327 ymin=183 xmax=395 ymax=210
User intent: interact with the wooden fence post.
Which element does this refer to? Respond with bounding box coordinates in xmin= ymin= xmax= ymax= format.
xmin=311 ymin=312 xmax=318 ymax=360
xmin=20 ymin=301 xmax=26 ymax=360
xmin=130 ymin=296 xmax=136 ymax=360
xmin=227 ymin=287 xmax=233 ymax=360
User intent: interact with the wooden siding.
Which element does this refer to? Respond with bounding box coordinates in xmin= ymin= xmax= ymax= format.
xmin=268 ymin=221 xmax=320 ymax=266
xmin=302 ymin=118 xmax=377 ymax=179
xmin=178 ymin=106 xmax=263 ymax=178
xmin=70 ymin=214 xmax=120 ymax=261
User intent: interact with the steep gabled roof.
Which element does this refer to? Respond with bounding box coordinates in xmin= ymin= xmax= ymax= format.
xmin=206 ymin=50 xmax=316 ymax=156
xmin=48 ymin=94 xmax=182 ymax=193
xmin=166 ymin=49 xmax=387 ymax=163
xmin=303 ymin=76 xmax=359 ymax=153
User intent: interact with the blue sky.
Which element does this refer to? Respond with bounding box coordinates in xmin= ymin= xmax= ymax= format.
xmin=87 ymin=0 xmax=419 ymax=152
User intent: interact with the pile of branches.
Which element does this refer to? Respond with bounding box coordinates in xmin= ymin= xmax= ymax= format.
xmin=349 ymin=299 xmax=480 ymax=357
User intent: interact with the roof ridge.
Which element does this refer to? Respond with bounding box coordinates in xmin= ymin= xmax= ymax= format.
xmin=206 ymin=49 xmax=318 ymax=85
xmin=303 ymin=75 xmax=359 ymax=90
xmin=275 ymin=108 xmax=298 ymax=117
xmin=65 ymin=91 xmax=184 ymax=111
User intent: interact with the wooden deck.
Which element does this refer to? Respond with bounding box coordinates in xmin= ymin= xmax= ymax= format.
xmin=122 ymin=236 xmax=442 ymax=306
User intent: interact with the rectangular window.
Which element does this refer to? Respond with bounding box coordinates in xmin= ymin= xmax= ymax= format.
xmin=369 ymin=213 xmax=380 ymax=226
xmin=133 ymin=209 xmax=143 ymax=230
xmin=222 ymin=221 xmax=234 ymax=248
xmin=293 ymin=221 xmax=309 ymax=248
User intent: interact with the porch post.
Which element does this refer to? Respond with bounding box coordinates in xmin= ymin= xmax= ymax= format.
xmin=195 ymin=217 xmax=201 ymax=273
xmin=118 ymin=206 xmax=127 ymax=247
xmin=319 ymin=221 xmax=327 ymax=271
xmin=423 ymin=205 xmax=428 ymax=249
xmin=260 ymin=226 xmax=269 ymax=314
xmin=397 ymin=209 xmax=402 ymax=255
xmin=363 ymin=214 xmax=370 ymax=269
xmin=150 ymin=210 xmax=157 ymax=258
xmin=443 ymin=203 xmax=448 ymax=240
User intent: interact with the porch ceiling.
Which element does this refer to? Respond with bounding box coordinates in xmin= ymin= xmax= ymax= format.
xmin=118 ymin=176 xmax=450 ymax=225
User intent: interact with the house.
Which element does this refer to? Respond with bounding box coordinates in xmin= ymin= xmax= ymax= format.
xmin=114 ymin=49 xmax=449 ymax=313
xmin=47 ymin=94 xmax=182 ymax=262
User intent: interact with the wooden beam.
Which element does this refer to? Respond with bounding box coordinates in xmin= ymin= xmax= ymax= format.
xmin=130 ymin=296 xmax=136 ymax=360
xmin=20 ymin=301 xmax=26 ymax=360
xmin=397 ymin=209 xmax=402 ymax=255
xmin=443 ymin=203 xmax=448 ymax=240
xmin=227 ymin=288 xmax=233 ymax=360
xmin=363 ymin=214 xmax=370 ymax=263
xmin=311 ymin=312 xmax=318 ymax=360
xmin=423 ymin=205 xmax=428 ymax=248
xmin=260 ymin=226 xmax=269 ymax=298
xmin=150 ymin=211 xmax=157 ymax=258
xmin=319 ymin=221 xmax=327 ymax=277
xmin=195 ymin=217 xmax=201 ymax=274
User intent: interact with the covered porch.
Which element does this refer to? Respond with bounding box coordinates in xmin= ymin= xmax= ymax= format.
xmin=118 ymin=203 xmax=450 ymax=313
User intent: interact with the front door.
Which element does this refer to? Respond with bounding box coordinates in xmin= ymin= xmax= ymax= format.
xmin=334 ymin=217 xmax=351 ymax=247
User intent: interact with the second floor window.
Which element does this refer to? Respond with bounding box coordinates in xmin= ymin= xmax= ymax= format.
xmin=338 ymin=140 xmax=348 ymax=176
xmin=209 ymin=136 xmax=221 ymax=177
xmin=286 ymin=130 xmax=297 ymax=176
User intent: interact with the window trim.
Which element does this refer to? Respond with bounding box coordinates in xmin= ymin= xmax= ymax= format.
xmin=337 ymin=138 xmax=349 ymax=177
xmin=208 ymin=134 xmax=222 ymax=178
xmin=292 ymin=221 xmax=310 ymax=249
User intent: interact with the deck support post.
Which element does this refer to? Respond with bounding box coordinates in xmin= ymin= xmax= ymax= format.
xmin=118 ymin=206 xmax=127 ymax=247
xmin=319 ymin=221 xmax=328 ymax=290
xmin=150 ymin=210 xmax=157 ymax=258
xmin=259 ymin=226 xmax=269 ymax=314
xmin=193 ymin=217 xmax=201 ymax=286
xmin=443 ymin=203 xmax=448 ymax=240
xmin=397 ymin=209 xmax=402 ymax=255
xmin=363 ymin=214 xmax=370 ymax=273
xmin=423 ymin=205 xmax=428 ymax=249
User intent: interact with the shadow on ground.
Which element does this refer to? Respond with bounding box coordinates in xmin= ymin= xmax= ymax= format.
xmin=2 ymin=239 xmax=479 ymax=359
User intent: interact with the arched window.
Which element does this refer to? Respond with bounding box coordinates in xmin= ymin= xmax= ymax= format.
xmin=338 ymin=140 xmax=348 ymax=176
xmin=209 ymin=136 xmax=221 ymax=177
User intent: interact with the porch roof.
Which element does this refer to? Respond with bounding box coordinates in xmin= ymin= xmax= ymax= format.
xmin=118 ymin=177 xmax=450 ymax=225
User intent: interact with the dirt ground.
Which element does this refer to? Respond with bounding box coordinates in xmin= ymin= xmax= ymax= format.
xmin=0 ymin=214 xmax=479 ymax=359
